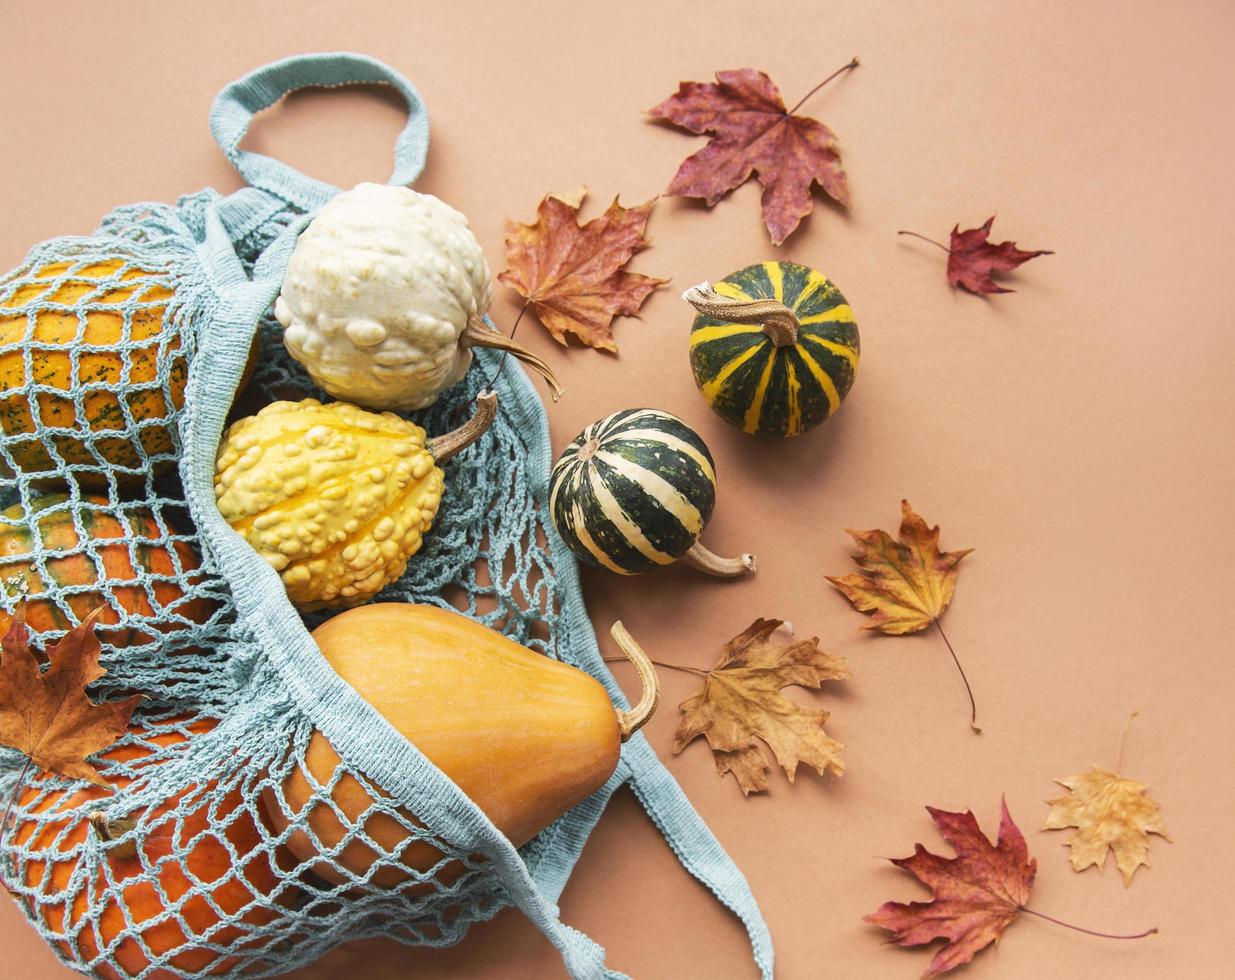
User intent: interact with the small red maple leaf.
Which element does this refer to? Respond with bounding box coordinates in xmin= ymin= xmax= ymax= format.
xmin=901 ymin=217 xmax=1053 ymax=294
xmin=865 ymin=799 xmax=1035 ymax=976
xmin=650 ymin=60 xmax=858 ymax=245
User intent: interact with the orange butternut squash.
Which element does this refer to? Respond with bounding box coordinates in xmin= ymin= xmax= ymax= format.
xmin=262 ymin=603 xmax=658 ymax=887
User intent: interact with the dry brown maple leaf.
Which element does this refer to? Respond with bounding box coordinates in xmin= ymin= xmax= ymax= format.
xmin=866 ymin=799 xmax=1037 ymax=977
xmin=649 ymin=59 xmax=858 ymax=245
xmin=827 ymin=500 xmax=979 ymax=731
xmin=0 ymin=606 xmax=140 ymax=786
xmin=900 ymin=217 xmax=1053 ymax=295
xmin=498 ymin=190 xmax=667 ymax=352
xmin=1044 ymin=767 xmax=1170 ymax=886
xmin=672 ymin=618 xmax=849 ymax=795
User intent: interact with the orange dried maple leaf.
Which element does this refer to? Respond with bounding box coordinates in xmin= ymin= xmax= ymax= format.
xmin=649 ymin=59 xmax=858 ymax=245
xmin=498 ymin=190 xmax=667 ymax=352
xmin=672 ymin=618 xmax=849 ymax=795
xmin=0 ymin=606 xmax=140 ymax=786
xmin=866 ymin=799 xmax=1036 ymax=977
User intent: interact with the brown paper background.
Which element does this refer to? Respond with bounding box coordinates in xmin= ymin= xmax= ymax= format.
xmin=2 ymin=1 xmax=1232 ymax=976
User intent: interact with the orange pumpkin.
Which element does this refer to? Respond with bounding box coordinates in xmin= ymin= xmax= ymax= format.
xmin=0 ymin=494 xmax=215 ymax=647
xmin=12 ymin=717 xmax=293 ymax=979
xmin=0 ymin=258 xmax=259 ymax=483
xmin=0 ymin=260 xmax=186 ymax=481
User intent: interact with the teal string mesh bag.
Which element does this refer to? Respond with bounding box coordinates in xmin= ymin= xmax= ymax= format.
xmin=0 ymin=54 xmax=774 ymax=979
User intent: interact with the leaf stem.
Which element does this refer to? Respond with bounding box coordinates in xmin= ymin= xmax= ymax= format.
xmin=1020 ymin=905 xmax=1158 ymax=940
xmin=603 ymin=655 xmax=706 ymax=677
xmin=1116 ymin=710 xmax=1139 ymax=772
xmin=934 ymin=620 xmax=980 ymax=733
xmin=787 ymin=57 xmax=860 ymax=115
xmin=0 ymin=756 xmax=33 ymax=893
xmin=897 ymin=230 xmax=952 ymax=253
xmin=477 ymin=300 xmax=532 ymax=394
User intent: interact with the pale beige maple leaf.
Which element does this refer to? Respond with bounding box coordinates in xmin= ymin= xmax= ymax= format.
xmin=1044 ymin=767 xmax=1170 ymax=886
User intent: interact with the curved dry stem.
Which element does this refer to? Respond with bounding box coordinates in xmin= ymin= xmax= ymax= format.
xmin=787 ymin=57 xmax=860 ymax=115
xmin=610 ymin=621 xmax=661 ymax=741
xmin=464 ymin=316 xmax=564 ymax=402
xmin=897 ymin=229 xmax=952 ymax=252
xmin=1020 ymin=906 xmax=1158 ymax=941
xmin=935 ymin=620 xmax=980 ymax=734
xmin=682 ymin=281 xmax=800 ymax=347
xmin=681 ymin=540 xmax=756 ymax=578
xmin=426 ymin=391 xmax=499 ymax=463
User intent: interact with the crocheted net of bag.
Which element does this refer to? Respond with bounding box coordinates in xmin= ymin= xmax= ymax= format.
xmin=0 ymin=189 xmax=585 ymax=978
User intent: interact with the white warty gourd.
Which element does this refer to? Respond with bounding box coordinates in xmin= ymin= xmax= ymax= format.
xmin=275 ymin=182 xmax=560 ymax=411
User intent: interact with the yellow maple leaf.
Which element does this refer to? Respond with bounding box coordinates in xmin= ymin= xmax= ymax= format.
xmin=1044 ymin=767 xmax=1170 ymax=886
xmin=826 ymin=499 xmax=972 ymax=635
xmin=672 ymin=618 xmax=849 ymax=796
xmin=827 ymin=500 xmax=980 ymax=731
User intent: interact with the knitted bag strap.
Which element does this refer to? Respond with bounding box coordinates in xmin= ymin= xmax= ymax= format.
xmin=208 ymin=51 xmax=430 ymax=211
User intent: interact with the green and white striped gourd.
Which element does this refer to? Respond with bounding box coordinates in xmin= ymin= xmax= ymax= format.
xmin=684 ymin=260 xmax=859 ymax=437
xmin=549 ymin=409 xmax=754 ymax=577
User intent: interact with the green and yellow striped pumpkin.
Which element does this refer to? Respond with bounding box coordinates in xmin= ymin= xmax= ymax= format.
xmin=549 ymin=409 xmax=753 ymax=577
xmin=686 ymin=260 xmax=860 ymax=437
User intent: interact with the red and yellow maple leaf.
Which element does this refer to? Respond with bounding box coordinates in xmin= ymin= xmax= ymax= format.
xmin=0 ymin=606 xmax=140 ymax=786
xmin=827 ymin=500 xmax=980 ymax=731
xmin=827 ymin=500 xmax=972 ymax=635
xmin=866 ymin=799 xmax=1036 ymax=977
xmin=498 ymin=190 xmax=667 ymax=352
xmin=867 ymin=798 xmax=1157 ymax=975
xmin=650 ymin=60 xmax=858 ymax=245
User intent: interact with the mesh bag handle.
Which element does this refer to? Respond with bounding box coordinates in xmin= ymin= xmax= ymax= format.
xmin=209 ymin=52 xmax=429 ymax=211
xmin=193 ymin=54 xmax=774 ymax=978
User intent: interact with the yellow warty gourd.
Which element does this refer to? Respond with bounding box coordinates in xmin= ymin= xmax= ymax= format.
xmin=214 ymin=393 xmax=496 ymax=610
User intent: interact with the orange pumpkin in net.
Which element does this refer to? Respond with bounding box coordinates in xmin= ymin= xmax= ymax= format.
xmin=0 ymin=261 xmax=186 ymax=482
xmin=0 ymin=258 xmax=259 ymax=484
xmin=0 ymin=494 xmax=215 ymax=648
xmin=11 ymin=717 xmax=295 ymax=979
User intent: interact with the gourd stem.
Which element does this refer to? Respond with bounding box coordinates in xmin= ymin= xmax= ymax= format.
xmin=681 ymin=540 xmax=757 ymax=577
xmin=464 ymin=316 xmax=564 ymax=402
xmin=682 ymin=282 xmax=800 ymax=347
xmin=611 ymin=621 xmax=661 ymax=741
xmin=88 ymin=811 xmax=138 ymax=860
xmin=426 ymin=391 xmax=499 ymax=463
